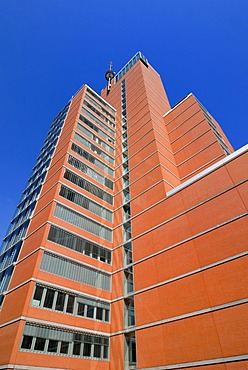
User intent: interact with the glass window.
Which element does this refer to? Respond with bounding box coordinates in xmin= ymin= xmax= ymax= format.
xmin=84 ymin=242 xmax=91 ymax=256
xmin=32 ymin=285 xmax=43 ymax=307
xmin=55 ymin=291 xmax=65 ymax=311
xmin=60 ymin=341 xmax=69 ymax=354
xmin=48 ymin=340 xmax=58 ymax=353
xmin=77 ymin=302 xmax=85 ymax=316
xmin=103 ymin=344 xmax=109 ymax=359
xmin=92 ymin=245 xmax=98 ymax=259
xmin=86 ymin=305 xmax=94 ymax=318
xmin=73 ymin=341 xmax=81 ymax=356
xmin=96 ymin=307 xmax=103 ymax=321
xmin=99 ymin=248 xmax=106 ymax=262
xmin=43 ymin=289 xmax=55 ymax=309
xmin=34 ymin=337 xmax=46 ymax=351
xmin=21 ymin=335 xmax=33 ymax=349
xmin=66 ymin=295 xmax=75 ymax=314
xmin=48 ymin=225 xmax=112 ymax=264
xmin=105 ymin=309 xmax=110 ymax=322
xmin=83 ymin=342 xmax=91 ymax=357
xmin=94 ymin=344 xmax=101 ymax=358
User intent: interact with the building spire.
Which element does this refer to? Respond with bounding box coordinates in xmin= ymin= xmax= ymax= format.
xmin=105 ymin=61 xmax=115 ymax=92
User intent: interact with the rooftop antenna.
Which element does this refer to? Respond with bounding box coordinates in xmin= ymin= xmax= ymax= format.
xmin=105 ymin=61 xmax=115 ymax=93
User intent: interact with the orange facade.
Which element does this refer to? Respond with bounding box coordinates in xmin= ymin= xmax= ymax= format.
xmin=0 ymin=52 xmax=247 ymax=370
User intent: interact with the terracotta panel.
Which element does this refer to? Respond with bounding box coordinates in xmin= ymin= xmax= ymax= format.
xmin=202 ymin=257 xmax=248 ymax=306
xmin=186 ymin=188 xmax=247 ymax=235
xmin=134 ymin=240 xmax=199 ymax=291
xmin=135 ymin=273 xmax=209 ymax=325
xmin=132 ymin=213 xmax=191 ymax=260
xmin=180 ymin=165 xmax=234 ymax=209
xmin=131 ymin=181 xmax=167 ymax=216
xmin=136 ymin=313 xmax=222 ymax=368
xmin=225 ymin=152 xmax=248 ymax=183
xmin=194 ymin=215 xmax=248 ymax=266
xmin=213 ymin=304 xmax=248 ymax=357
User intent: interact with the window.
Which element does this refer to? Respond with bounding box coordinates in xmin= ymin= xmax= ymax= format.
xmin=83 ymin=342 xmax=92 ymax=357
xmin=43 ymin=289 xmax=55 ymax=309
xmin=34 ymin=337 xmax=46 ymax=351
xmin=74 ymin=132 xmax=114 ymax=165
xmin=94 ymin=344 xmax=101 ymax=358
xmin=54 ymin=203 xmax=112 ymax=242
xmin=66 ymin=295 xmax=75 ymax=314
xmin=68 ymin=155 xmax=114 ymax=190
xmin=31 ymin=283 xmax=110 ymax=322
xmin=76 ymin=122 xmax=114 ymax=154
xmin=60 ymin=341 xmax=69 ymax=354
xmin=48 ymin=340 xmax=58 ymax=353
xmin=86 ymin=305 xmax=94 ymax=318
xmin=20 ymin=323 xmax=109 ymax=361
xmin=73 ymin=341 xmax=81 ymax=356
xmin=96 ymin=307 xmax=103 ymax=320
xmin=103 ymin=342 xmax=109 ymax=359
xmin=64 ymin=168 xmax=113 ymax=204
xmin=124 ymin=242 xmax=133 ymax=265
xmin=48 ymin=225 xmax=112 ymax=264
xmin=21 ymin=335 xmax=33 ymax=349
xmin=55 ymin=291 xmax=65 ymax=311
xmin=59 ymin=185 xmax=112 ymax=222
xmin=105 ymin=310 xmax=110 ymax=322
xmin=124 ymin=267 xmax=134 ymax=294
xmin=40 ymin=251 xmax=111 ymax=291
xmin=71 ymin=143 xmax=114 ymax=177
xmin=77 ymin=302 xmax=85 ymax=316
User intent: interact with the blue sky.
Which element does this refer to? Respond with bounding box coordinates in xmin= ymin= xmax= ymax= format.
xmin=0 ymin=0 xmax=247 ymax=241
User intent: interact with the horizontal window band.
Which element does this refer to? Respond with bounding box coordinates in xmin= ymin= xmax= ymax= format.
xmin=23 ymin=321 xmax=109 ymax=341
xmin=85 ymin=94 xmax=115 ymax=120
xmin=31 ymin=283 xmax=110 ymax=322
xmin=64 ymin=167 xmax=113 ymax=205
xmin=86 ymin=85 xmax=116 ymax=113
xmin=76 ymin=122 xmax=114 ymax=154
xmin=20 ymin=321 xmax=109 ymax=361
xmin=40 ymin=251 xmax=111 ymax=291
xmin=47 ymin=224 xmax=112 ymax=264
xmin=59 ymin=184 xmax=113 ymax=222
xmin=74 ymin=132 xmax=114 ymax=165
xmin=1 ymin=275 xmax=112 ymax=304
xmin=82 ymin=107 xmax=115 ymax=136
xmin=54 ymin=202 xmax=112 ymax=241
xmin=78 ymin=114 xmax=115 ymax=145
xmin=71 ymin=142 xmax=114 ymax=177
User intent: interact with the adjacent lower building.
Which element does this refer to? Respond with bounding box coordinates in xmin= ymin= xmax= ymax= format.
xmin=0 ymin=52 xmax=247 ymax=370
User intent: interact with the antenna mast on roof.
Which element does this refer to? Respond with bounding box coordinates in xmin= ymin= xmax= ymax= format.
xmin=105 ymin=61 xmax=115 ymax=92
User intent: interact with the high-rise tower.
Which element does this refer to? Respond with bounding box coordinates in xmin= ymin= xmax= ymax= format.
xmin=0 ymin=52 xmax=247 ymax=370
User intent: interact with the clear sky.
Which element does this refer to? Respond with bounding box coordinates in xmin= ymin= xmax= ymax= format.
xmin=0 ymin=0 xmax=247 ymax=241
